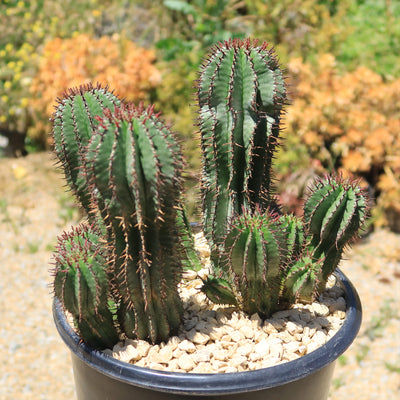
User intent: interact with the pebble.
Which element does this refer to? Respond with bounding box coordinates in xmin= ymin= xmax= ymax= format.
xmin=178 ymin=339 xmax=196 ymax=353
xmin=254 ymin=341 xmax=270 ymax=357
xmin=178 ymin=354 xmax=196 ymax=371
xmin=237 ymin=343 xmax=254 ymax=357
xmin=187 ymin=330 xmax=210 ymax=345
xmin=193 ymin=348 xmax=211 ymax=363
xmin=155 ymin=345 xmax=173 ymax=364
xmin=312 ymin=303 xmax=330 ymax=317
xmin=286 ymin=321 xmax=302 ymax=334
xmin=239 ymin=325 xmax=254 ymax=338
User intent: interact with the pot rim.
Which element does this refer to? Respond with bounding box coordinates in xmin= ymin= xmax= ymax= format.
xmin=53 ymin=268 xmax=361 ymax=395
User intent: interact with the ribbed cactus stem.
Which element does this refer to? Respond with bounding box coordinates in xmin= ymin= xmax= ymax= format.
xmin=198 ymin=39 xmax=286 ymax=255
xmin=279 ymin=214 xmax=305 ymax=263
xmin=52 ymin=83 xmax=121 ymax=215
xmin=283 ymin=254 xmax=323 ymax=304
xmin=304 ymin=174 xmax=368 ymax=292
xmin=221 ymin=210 xmax=285 ymax=317
xmin=52 ymin=223 xmax=119 ymax=349
xmin=85 ymin=104 xmax=184 ymax=343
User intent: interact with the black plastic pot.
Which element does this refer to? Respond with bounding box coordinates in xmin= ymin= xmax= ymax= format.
xmin=53 ymin=269 xmax=361 ymax=400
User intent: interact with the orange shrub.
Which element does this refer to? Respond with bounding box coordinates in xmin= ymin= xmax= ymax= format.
xmin=29 ymin=33 xmax=161 ymax=146
xmin=285 ymin=55 xmax=400 ymax=230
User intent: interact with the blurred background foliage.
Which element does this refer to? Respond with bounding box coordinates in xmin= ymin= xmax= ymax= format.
xmin=1 ymin=0 xmax=399 ymax=230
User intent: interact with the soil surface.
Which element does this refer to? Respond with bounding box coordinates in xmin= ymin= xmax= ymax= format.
xmin=1 ymin=152 xmax=399 ymax=399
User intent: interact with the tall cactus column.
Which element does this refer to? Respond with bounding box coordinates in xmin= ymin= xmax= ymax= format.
xmin=197 ymin=39 xmax=287 ymax=261
xmin=85 ymin=104 xmax=184 ymax=344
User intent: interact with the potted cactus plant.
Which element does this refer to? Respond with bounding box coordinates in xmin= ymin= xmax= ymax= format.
xmin=52 ymin=39 xmax=366 ymax=400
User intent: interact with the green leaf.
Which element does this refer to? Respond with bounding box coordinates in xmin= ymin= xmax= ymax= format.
xmin=163 ymin=0 xmax=195 ymax=15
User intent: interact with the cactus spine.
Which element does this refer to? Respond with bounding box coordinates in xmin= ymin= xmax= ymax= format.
xmin=198 ymin=39 xmax=286 ymax=257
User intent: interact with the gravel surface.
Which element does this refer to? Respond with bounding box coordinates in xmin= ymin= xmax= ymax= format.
xmin=106 ymin=271 xmax=346 ymax=373
xmin=1 ymin=152 xmax=399 ymax=399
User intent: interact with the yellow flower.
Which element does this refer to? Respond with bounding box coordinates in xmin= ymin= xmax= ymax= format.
xmin=32 ymin=23 xmax=40 ymax=33
xmin=24 ymin=12 xmax=32 ymax=20
xmin=0 ymin=116 xmax=6 ymax=123
xmin=1 ymin=95 xmax=8 ymax=103
xmin=7 ymin=61 xmax=16 ymax=69
xmin=0 ymin=50 xmax=6 ymax=58
xmin=22 ymin=43 xmax=33 ymax=52
xmin=13 ymin=73 xmax=21 ymax=82
xmin=92 ymin=10 xmax=101 ymax=17
xmin=12 ymin=164 xmax=27 ymax=180
xmin=5 ymin=43 xmax=13 ymax=52
xmin=20 ymin=98 xmax=29 ymax=108
xmin=4 ymin=81 xmax=12 ymax=90
xmin=17 ymin=1 xmax=25 ymax=8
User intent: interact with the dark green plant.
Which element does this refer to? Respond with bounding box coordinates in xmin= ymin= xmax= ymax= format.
xmin=52 ymin=84 xmax=193 ymax=347
xmin=51 ymin=39 xmax=369 ymax=351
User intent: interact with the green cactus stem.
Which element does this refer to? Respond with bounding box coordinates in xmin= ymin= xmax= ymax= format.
xmin=282 ymin=254 xmax=323 ymax=304
xmin=52 ymin=223 xmax=119 ymax=349
xmin=283 ymin=174 xmax=369 ymax=303
xmin=198 ymin=38 xmax=287 ymax=257
xmin=52 ymin=83 xmax=121 ymax=215
xmin=85 ymin=103 xmax=184 ymax=344
xmin=279 ymin=214 xmax=305 ymax=263
xmin=201 ymin=276 xmax=239 ymax=306
xmin=304 ymin=174 xmax=368 ymax=291
xmin=176 ymin=206 xmax=204 ymax=272
xmin=220 ymin=210 xmax=286 ymax=317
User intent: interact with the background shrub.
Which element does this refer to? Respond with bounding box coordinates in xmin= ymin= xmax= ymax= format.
xmin=29 ymin=34 xmax=161 ymax=147
xmin=281 ymin=55 xmax=400 ymax=230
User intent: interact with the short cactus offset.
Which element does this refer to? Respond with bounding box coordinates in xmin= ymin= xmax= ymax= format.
xmin=222 ymin=210 xmax=286 ymax=317
xmin=52 ymin=224 xmax=119 ymax=349
xmin=282 ymin=175 xmax=368 ymax=303
xmin=198 ymin=38 xmax=287 ymax=258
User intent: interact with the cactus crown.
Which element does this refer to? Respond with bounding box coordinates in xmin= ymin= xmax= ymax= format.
xmin=51 ymin=39 xmax=369 ymax=350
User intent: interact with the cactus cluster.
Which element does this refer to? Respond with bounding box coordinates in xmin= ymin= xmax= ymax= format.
xmin=52 ymin=84 xmax=188 ymax=346
xmin=51 ymin=39 xmax=369 ymax=350
xmin=199 ymin=39 xmax=368 ymax=316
